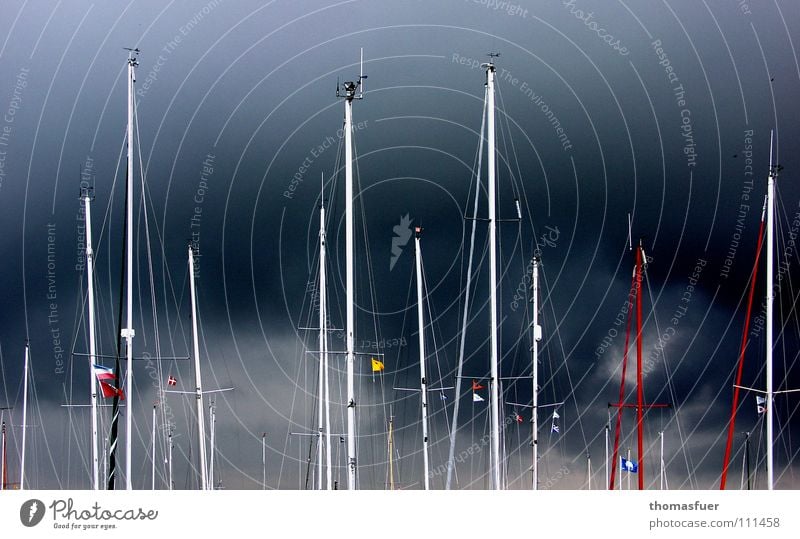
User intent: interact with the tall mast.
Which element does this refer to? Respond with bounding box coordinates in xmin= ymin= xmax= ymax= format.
xmin=531 ymin=256 xmax=541 ymax=490
xmin=484 ymin=56 xmax=502 ymax=490
xmin=20 ymin=342 xmax=30 ymax=490
xmin=766 ymin=131 xmax=775 ymax=491
xmin=209 ymin=400 xmax=216 ymax=489
xmin=188 ymin=244 xmax=208 ymax=490
xmin=659 ymin=431 xmax=665 ymax=490
xmin=123 ymin=49 xmax=138 ymax=491
xmin=318 ymin=177 xmax=331 ymax=490
xmin=745 ymin=432 xmax=752 ymax=490
xmin=341 ymin=50 xmax=366 ymax=490
xmin=261 ymin=433 xmax=267 ymax=489
xmin=83 ymin=188 xmax=100 ymax=490
xmin=635 ymin=244 xmax=644 ymax=490
xmin=586 ymin=453 xmax=592 ymax=490
xmin=604 ymin=420 xmax=609 ymax=490
xmin=1 ymin=420 xmax=6 ymax=490
xmin=414 ymin=227 xmax=431 ymax=489
xmin=167 ymin=425 xmax=173 ymax=490
xmin=150 ymin=404 xmax=156 ymax=490
xmin=388 ymin=416 xmax=394 ymax=490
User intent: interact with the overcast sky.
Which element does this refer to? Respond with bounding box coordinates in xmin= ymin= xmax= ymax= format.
xmin=0 ymin=0 xmax=798 ymax=490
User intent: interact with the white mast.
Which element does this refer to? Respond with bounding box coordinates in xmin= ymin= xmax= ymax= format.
xmin=531 ymin=256 xmax=541 ymax=490
xmin=766 ymin=130 xmax=775 ymax=491
xmin=586 ymin=454 xmax=592 ymax=490
xmin=188 ymin=244 xmax=208 ymax=490
xmin=150 ymin=404 xmax=156 ymax=490
xmin=627 ymin=448 xmax=632 ymax=491
xmin=342 ymin=50 xmax=366 ymax=490
xmin=1 ymin=421 xmax=5 ymax=491
xmin=19 ymin=342 xmax=30 ymax=490
xmin=209 ymin=401 xmax=216 ymax=489
xmin=414 ymin=227 xmax=431 ymax=489
xmin=659 ymin=431 xmax=665 ymax=490
xmin=318 ymin=176 xmax=333 ymax=490
xmin=262 ymin=433 xmax=267 ymax=489
xmin=604 ymin=422 xmax=610 ymax=490
xmin=167 ymin=425 xmax=173 ymax=490
xmin=123 ymin=49 xmax=138 ymax=491
xmin=484 ymin=57 xmax=502 ymax=490
xmin=83 ymin=188 xmax=100 ymax=490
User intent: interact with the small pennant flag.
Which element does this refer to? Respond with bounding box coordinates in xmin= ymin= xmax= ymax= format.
xmin=439 ymin=392 xmax=447 ymax=401
xmin=756 ymin=395 xmax=767 ymax=414
xmin=471 ymin=379 xmax=485 ymax=402
xmin=371 ymin=358 xmax=385 ymax=372
xmin=551 ymin=410 xmax=560 ymax=433
xmin=513 ymin=411 xmax=524 ymax=424
xmin=167 ymin=375 xmax=177 ymax=387
xmin=621 ymin=456 xmax=638 ymax=473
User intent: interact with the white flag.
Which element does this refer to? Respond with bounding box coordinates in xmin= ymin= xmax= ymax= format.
xmin=473 ymin=392 xmax=485 ymax=402
xmin=553 ymin=410 xmax=560 ymax=420
xmin=756 ymin=395 xmax=767 ymax=414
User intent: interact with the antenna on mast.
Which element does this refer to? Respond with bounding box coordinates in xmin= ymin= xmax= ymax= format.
xmin=359 ymin=48 xmax=365 ymax=98
xmin=337 ymin=49 xmax=367 ymax=101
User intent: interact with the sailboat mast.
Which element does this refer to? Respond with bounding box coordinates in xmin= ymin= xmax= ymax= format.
xmin=342 ymin=51 xmax=366 ymax=491
xmin=1 ymin=421 xmax=5 ymax=490
xmin=151 ymin=404 xmax=156 ymax=490
xmin=766 ymin=131 xmax=775 ymax=491
xmin=414 ymin=227 xmax=431 ymax=489
xmin=123 ymin=50 xmax=138 ymax=491
xmin=604 ymin=420 xmax=609 ymax=490
xmin=20 ymin=342 xmax=30 ymax=490
xmin=531 ymin=256 xmax=540 ymax=490
xmin=745 ymin=432 xmax=752 ymax=490
xmin=659 ymin=431 xmax=665 ymax=490
xmin=83 ymin=188 xmax=100 ymax=490
xmin=168 ymin=426 xmax=173 ymax=490
xmin=484 ymin=57 xmax=502 ymax=491
xmin=262 ymin=433 xmax=267 ymax=489
xmin=635 ymin=244 xmax=644 ymax=490
xmin=318 ymin=180 xmax=330 ymax=490
xmin=209 ymin=401 xmax=216 ymax=489
xmin=188 ymin=245 xmax=208 ymax=490
xmin=388 ymin=416 xmax=394 ymax=490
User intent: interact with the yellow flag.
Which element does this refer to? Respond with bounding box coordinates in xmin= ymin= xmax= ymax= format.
xmin=371 ymin=358 xmax=384 ymax=372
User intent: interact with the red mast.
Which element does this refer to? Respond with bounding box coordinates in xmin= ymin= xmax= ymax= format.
xmin=635 ymin=245 xmax=645 ymax=490
xmin=609 ymin=241 xmax=667 ymax=490
xmin=608 ymin=270 xmax=636 ymax=489
xmin=720 ymin=209 xmax=766 ymax=489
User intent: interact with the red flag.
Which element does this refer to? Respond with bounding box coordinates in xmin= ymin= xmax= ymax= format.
xmin=99 ymin=380 xmax=124 ymax=400
xmin=472 ymin=380 xmax=485 ymax=391
xmin=167 ymin=375 xmax=177 ymax=387
xmin=514 ymin=412 xmax=524 ymax=424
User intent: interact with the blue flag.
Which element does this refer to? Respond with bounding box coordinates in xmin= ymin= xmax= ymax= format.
xmin=621 ymin=457 xmax=638 ymax=473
